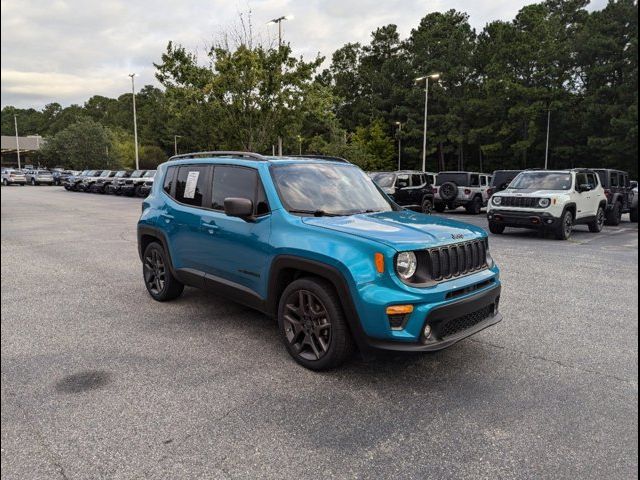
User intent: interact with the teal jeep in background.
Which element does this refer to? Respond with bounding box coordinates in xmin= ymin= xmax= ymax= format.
xmin=137 ymin=152 xmax=502 ymax=370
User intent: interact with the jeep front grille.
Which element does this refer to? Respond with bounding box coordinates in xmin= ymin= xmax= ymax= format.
xmin=499 ymin=196 xmax=541 ymax=208
xmin=426 ymin=239 xmax=487 ymax=281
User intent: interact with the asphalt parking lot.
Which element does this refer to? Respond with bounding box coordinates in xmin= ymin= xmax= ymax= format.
xmin=1 ymin=186 xmax=638 ymax=479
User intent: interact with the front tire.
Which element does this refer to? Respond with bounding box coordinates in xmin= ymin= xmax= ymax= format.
xmin=421 ymin=196 xmax=433 ymax=214
xmin=143 ymin=242 xmax=184 ymax=301
xmin=488 ymin=222 xmax=505 ymax=234
xmin=588 ymin=206 xmax=605 ymax=233
xmin=466 ymin=196 xmax=483 ymax=215
xmin=2 ymin=179 xmax=8 ymax=186
xmin=278 ymin=277 xmax=354 ymax=370
xmin=555 ymin=209 xmax=574 ymax=240
xmin=605 ymin=202 xmax=622 ymax=226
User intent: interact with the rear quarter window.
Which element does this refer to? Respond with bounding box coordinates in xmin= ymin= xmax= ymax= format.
xmin=174 ymin=165 xmax=209 ymax=207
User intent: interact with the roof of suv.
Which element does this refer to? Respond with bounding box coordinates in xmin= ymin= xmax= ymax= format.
xmin=438 ymin=171 xmax=489 ymax=175
xmin=168 ymin=151 xmax=350 ymax=165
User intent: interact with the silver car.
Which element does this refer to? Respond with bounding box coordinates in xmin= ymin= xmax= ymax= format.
xmin=1 ymin=168 xmax=27 ymax=186
xmin=25 ymin=169 xmax=54 ymax=185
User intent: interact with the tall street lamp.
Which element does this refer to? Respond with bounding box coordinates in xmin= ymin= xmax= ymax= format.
xmin=395 ymin=121 xmax=402 ymax=171
xmin=267 ymin=14 xmax=293 ymax=156
xmin=13 ymin=115 xmax=21 ymax=170
xmin=544 ymin=107 xmax=551 ymax=170
xmin=415 ymin=73 xmax=440 ymax=172
xmin=129 ymin=73 xmax=140 ymax=170
xmin=174 ymin=135 xmax=182 ymax=156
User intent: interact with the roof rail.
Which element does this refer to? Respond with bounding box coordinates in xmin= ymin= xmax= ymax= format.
xmin=169 ymin=151 xmax=266 ymax=161
xmin=287 ymin=154 xmax=350 ymax=163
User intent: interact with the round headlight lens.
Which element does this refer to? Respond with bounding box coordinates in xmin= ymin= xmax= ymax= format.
xmin=492 ymin=196 xmax=502 ymax=206
xmin=396 ymin=252 xmax=417 ymax=280
xmin=538 ymin=198 xmax=551 ymax=208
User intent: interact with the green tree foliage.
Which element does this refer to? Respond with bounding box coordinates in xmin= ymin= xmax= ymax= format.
xmin=40 ymin=118 xmax=113 ymax=169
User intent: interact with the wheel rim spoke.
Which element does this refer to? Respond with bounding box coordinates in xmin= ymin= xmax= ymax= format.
xmin=284 ymin=289 xmax=332 ymax=361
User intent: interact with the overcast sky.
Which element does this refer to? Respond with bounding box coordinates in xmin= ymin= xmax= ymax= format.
xmin=1 ymin=0 xmax=607 ymax=109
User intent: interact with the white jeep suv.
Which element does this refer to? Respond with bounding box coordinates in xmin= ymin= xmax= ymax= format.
xmin=434 ymin=171 xmax=493 ymax=214
xmin=486 ymin=169 xmax=607 ymax=240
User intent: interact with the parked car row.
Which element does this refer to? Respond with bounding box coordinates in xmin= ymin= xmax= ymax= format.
xmin=63 ymin=169 xmax=156 ymax=197
xmin=1 ymin=167 xmax=58 ymax=186
xmin=369 ymin=167 xmax=637 ymax=241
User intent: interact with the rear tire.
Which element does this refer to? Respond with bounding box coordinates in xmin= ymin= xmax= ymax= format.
xmin=142 ymin=242 xmax=184 ymax=301
xmin=466 ymin=196 xmax=483 ymax=215
xmin=588 ymin=206 xmax=605 ymax=233
xmin=2 ymin=179 xmax=8 ymax=186
xmin=421 ymin=196 xmax=433 ymax=214
xmin=605 ymin=202 xmax=622 ymax=226
xmin=488 ymin=222 xmax=505 ymax=234
xmin=277 ymin=277 xmax=354 ymax=370
xmin=554 ymin=209 xmax=574 ymax=240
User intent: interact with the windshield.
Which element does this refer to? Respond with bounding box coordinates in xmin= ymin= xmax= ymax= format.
xmin=370 ymin=172 xmax=396 ymax=188
xmin=510 ymin=172 xmax=572 ymax=190
xmin=86 ymin=170 xmax=97 ymax=176
xmin=143 ymin=170 xmax=156 ymax=178
xmin=131 ymin=170 xmax=144 ymax=178
xmin=436 ymin=173 xmax=468 ymax=185
xmin=271 ymin=163 xmax=394 ymax=215
xmin=115 ymin=171 xmax=127 ymax=177
xmin=100 ymin=171 xmax=111 ymax=177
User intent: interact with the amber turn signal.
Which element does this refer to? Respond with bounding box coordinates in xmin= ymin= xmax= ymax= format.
xmin=386 ymin=305 xmax=414 ymax=315
xmin=374 ymin=253 xmax=385 ymax=273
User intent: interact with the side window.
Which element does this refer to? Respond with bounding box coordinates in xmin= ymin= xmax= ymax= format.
xmin=586 ymin=173 xmax=597 ymax=189
xmin=428 ymin=175 xmax=436 ymax=186
xmin=175 ymin=165 xmax=208 ymax=207
xmin=470 ymin=174 xmax=480 ymax=187
xmin=619 ymin=173 xmax=626 ymax=188
xmin=396 ymin=175 xmax=409 ymax=188
xmin=576 ymin=173 xmax=588 ymax=188
xmin=623 ymin=174 xmax=629 ymax=187
xmin=411 ymin=174 xmax=423 ymax=186
xmin=480 ymin=176 xmax=488 ymax=186
xmin=211 ymin=166 xmax=269 ymax=215
xmin=163 ymin=166 xmax=177 ymax=195
xmin=610 ymin=173 xmax=618 ymax=187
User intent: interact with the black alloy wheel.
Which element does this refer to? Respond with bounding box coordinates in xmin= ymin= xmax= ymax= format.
xmin=283 ymin=289 xmax=332 ymax=361
xmin=142 ymin=242 xmax=184 ymax=301
xmin=278 ymin=277 xmax=353 ymax=370
xmin=588 ymin=207 xmax=605 ymax=233
xmin=555 ymin=210 xmax=574 ymax=240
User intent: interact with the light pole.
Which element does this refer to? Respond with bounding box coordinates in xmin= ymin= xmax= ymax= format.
xmin=415 ymin=73 xmax=440 ymax=172
xmin=297 ymin=135 xmax=302 ymax=155
xmin=129 ymin=73 xmax=140 ymax=170
xmin=544 ymin=107 xmax=551 ymax=170
xmin=174 ymin=135 xmax=182 ymax=156
xmin=13 ymin=115 xmax=21 ymax=170
xmin=395 ymin=121 xmax=402 ymax=171
xmin=267 ymin=14 xmax=293 ymax=156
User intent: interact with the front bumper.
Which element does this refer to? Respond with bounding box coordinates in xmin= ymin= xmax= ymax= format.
xmin=360 ymin=281 xmax=502 ymax=353
xmin=487 ymin=209 xmax=559 ymax=228
xmin=121 ymin=184 xmax=137 ymax=195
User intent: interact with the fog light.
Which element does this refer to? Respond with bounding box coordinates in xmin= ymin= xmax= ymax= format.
xmin=423 ymin=324 xmax=432 ymax=339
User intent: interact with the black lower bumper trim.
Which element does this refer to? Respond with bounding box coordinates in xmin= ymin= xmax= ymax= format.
xmin=488 ymin=210 xmax=559 ymax=228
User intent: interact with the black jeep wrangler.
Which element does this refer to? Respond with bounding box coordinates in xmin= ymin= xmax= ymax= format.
xmin=489 ymin=170 xmax=522 ymax=196
xmin=369 ymin=170 xmax=436 ymax=214
xmin=593 ymin=169 xmax=633 ymax=225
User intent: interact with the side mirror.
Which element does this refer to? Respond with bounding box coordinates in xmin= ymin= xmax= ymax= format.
xmin=224 ymin=197 xmax=253 ymax=219
xmin=578 ymin=184 xmax=592 ymax=192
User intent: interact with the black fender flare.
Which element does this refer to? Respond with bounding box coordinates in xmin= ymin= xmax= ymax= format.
xmin=561 ymin=202 xmax=577 ymax=218
xmin=137 ymin=225 xmax=179 ymax=278
xmin=267 ymin=255 xmax=368 ymax=350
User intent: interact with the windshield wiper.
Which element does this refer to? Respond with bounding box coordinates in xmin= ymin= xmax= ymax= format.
xmin=288 ymin=209 xmax=343 ymax=217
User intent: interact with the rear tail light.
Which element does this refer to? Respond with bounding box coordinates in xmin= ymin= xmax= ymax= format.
xmin=432 ymin=187 xmax=438 ymax=194
xmin=464 ymin=189 xmax=471 ymax=195
xmin=604 ymin=189 xmax=612 ymax=200
xmin=487 ymin=188 xmax=493 ymax=197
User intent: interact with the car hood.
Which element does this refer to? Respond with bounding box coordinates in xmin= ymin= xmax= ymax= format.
xmin=499 ymin=188 xmax=569 ymax=196
xmin=302 ymin=210 xmax=486 ymax=250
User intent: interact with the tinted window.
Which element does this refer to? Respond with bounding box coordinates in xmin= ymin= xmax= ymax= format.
xmin=480 ymin=176 xmax=488 ymax=186
xmin=411 ymin=174 xmax=423 ymax=186
xmin=437 ymin=173 xmax=468 ymax=185
xmin=175 ymin=165 xmax=208 ymax=207
xmin=211 ymin=166 xmax=259 ymax=211
xmin=470 ymin=174 xmax=480 ymax=186
xmin=611 ymin=173 xmax=618 ymax=187
xmin=396 ymin=174 xmax=410 ymax=188
xmin=163 ymin=166 xmax=176 ymax=195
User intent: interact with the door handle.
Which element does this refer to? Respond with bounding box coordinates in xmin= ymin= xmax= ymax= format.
xmin=200 ymin=220 xmax=219 ymax=234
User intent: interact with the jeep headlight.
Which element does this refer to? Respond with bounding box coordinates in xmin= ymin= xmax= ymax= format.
xmin=396 ymin=252 xmax=417 ymax=280
xmin=492 ymin=196 xmax=502 ymax=206
xmin=538 ymin=198 xmax=551 ymax=208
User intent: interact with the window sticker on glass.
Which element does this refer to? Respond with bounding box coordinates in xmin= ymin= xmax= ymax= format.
xmin=184 ymin=171 xmax=200 ymax=199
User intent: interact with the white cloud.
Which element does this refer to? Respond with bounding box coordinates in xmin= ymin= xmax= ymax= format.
xmin=0 ymin=0 xmax=608 ymax=108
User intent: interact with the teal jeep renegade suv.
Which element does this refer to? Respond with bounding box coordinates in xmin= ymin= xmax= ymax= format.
xmin=137 ymin=152 xmax=502 ymax=370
